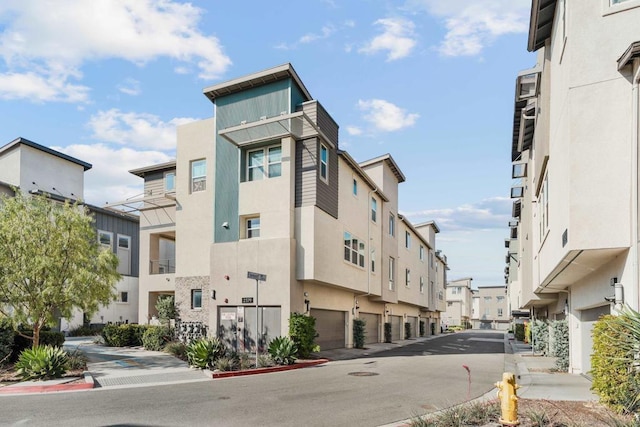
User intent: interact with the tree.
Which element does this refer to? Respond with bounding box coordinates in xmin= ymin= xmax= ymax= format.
xmin=155 ymin=295 xmax=177 ymax=326
xmin=0 ymin=191 xmax=120 ymax=347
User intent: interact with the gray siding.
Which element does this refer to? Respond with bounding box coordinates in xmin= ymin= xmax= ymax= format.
xmin=92 ymin=208 xmax=140 ymax=277
xmin=294 ymin=137 xmax=338 ymax=218
xmin=300 ymin=101 xmax=339 ymax=148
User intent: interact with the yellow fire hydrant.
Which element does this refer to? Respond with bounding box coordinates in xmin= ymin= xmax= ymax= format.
xmin=495 ymin=372 xmax=520 ymax=426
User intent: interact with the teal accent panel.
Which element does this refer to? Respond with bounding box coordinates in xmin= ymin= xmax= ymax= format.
xmin=290 ymin=82 xmax=306 ymax=111
xmin=216 ymin=80 xmax=291 ymax=128
xmin=214 ymin=136 xmax=239 ymax=243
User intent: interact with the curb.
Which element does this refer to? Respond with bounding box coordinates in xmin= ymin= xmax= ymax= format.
xmin=211 ymin=359 xmax=329 ymax=379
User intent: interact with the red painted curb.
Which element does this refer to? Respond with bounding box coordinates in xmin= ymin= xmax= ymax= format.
xmin=211 ymin=359 xmax=329 ymax=379
xmin=0 ymin=381 xmax=94 ymax=394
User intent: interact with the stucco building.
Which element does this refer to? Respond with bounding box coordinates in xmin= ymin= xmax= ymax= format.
xmin=471 ymin=286 xmax=509 ymax=330
xmin=130 ymin=64 xmax=448 ymax=350
xmin=0 ymin=137 xmax=140 ymax=330
xmin=443 ymin=277 xmax=473 ymax=328
xmin=506 ymin=0 xmax=640 ymax=373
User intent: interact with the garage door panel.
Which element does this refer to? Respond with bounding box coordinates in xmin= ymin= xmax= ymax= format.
xmin=311 ymin=309 xmax=346 ymax=350
xmin=359 ymin=313 xmax=380 ymax=344
xmin=390 ymin=315 xmax=402 ymax=341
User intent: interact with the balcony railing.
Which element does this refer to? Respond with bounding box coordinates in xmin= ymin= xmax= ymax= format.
xmin=150 ymin=259 xmax=175 ymax=275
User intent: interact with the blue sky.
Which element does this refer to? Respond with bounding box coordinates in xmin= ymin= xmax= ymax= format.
xmin=0 ymin=0 xmax=535 ymax=287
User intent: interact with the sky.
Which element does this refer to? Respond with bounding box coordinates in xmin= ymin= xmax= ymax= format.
xmin=0 ymin=0 xmax=536 ymax=288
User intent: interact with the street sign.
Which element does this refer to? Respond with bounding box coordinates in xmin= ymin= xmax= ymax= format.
xmin=247 ymin=271 xmax=267 ymax=281
xmin=241 ymin=297 xmax=253 ymax=304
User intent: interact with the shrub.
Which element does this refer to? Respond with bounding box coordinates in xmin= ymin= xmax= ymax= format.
xmin=12 ymin=330 xmax=65 ymax=358
xmin=142 ymin=326 xmax=172 ymax=351
xmin=289 ymin=313 xmax=319 ymax=358
xmin=68 ymin=325 xmax=98 ymax=337
xmin=164 ymin=341 xmax=187 ymax=361
xmin=514 ymin=323 xmax=525 ymax=341
xmin=257 ymin=354 xmax=274 ymax=368
xmin=419 ymin=320 xmax=425 ymax=337
xmin=156 ymin=295 xmax=177 ymax=325
xmin=16 ymin=345 xmax=68 ymax=380
xmin=384 ymin=322 xmax=392 ymax=343
xmin=591 ymin=313 xmax=640 ymax=414
xmin=551 ymin=319 xmax=569 ymax=371
xmin=268 ymin=336 xmax=298 ymax=365
xmin=531 ymin=319 xmax=549 ymax=355
xmin=0 ymin=317 xmax=13 ymax=365
xmin=404 ymin=322 xmax=411 ymax=340
xmin=353 ymin=318 xmax=366 ymax=349
xmin=102 ymin=324 xmax=149 ymax=347
xmin=186 ymin=337 xmax=226 ymax=369
xmin=65 ymin=348 xmax=88 ymax=371
xmin=524 ymin=321 xmax=531 ymax=344
xmin=214 ymin=356 xmax=238 ymax=371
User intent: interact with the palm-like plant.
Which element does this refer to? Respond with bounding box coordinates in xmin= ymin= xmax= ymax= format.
xmin=16 ymin=345 xmax=69 ymax=380
xmin=185 ymin=338 xmax=226 ymax=369
xmin=268 ymin=336 xmax=298 ymax=365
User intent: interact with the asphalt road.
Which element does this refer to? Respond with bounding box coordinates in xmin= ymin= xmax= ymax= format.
xmin=0 ymin=331 xmax=506 ymax=427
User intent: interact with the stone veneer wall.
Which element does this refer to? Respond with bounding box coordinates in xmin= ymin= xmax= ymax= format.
xmin=175 ymin=276 xmax=211 ymax=326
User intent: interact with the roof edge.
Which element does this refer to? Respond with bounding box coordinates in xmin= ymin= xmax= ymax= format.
xmin=1 ymin=137 xmax=92 ymax=171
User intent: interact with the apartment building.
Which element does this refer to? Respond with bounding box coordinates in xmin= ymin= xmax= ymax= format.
xmin=471 ymin=286 xmax=509 ymax=330
xmin=506 ymin=0 xmax=640 ymax=373
xmin=443 ymin=277 xmax=473 ymax=328
xmin=131 ymin=64 xmax=448 ymax=350
xmin=0 ymin=137 xmax=140 ymax=330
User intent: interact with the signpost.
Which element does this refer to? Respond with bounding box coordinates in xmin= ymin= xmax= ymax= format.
xmin=247 ymin=271 xmax=267 ymax=367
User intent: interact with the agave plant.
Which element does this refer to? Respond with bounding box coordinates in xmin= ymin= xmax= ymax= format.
xmin=16 ymin=345 xmax=69 ymax=381
xmin=186 ymin=337 xmax=226 ymax=369
xmin=268 ymin=336 xmax=298 ymax=365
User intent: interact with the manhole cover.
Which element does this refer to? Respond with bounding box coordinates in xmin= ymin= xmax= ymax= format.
xmin=348 ymin=372 xmax=379 ymax=377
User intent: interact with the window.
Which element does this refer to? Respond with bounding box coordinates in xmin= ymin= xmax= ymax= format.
xmin=539 ymin=173 xmax=549 ymax=240
xmin=439 ymin=290 xmax=444 ymax=301
xmin=498 ymin=308 xmax=504 ymax=317
xmin=120 ymin=292 xmax=129 ymax=303
xmin=371 ymin=250 xmax=375 ymax=273
xmin=98 ymin=230 xmax=113 ymax=249
xmin=430 ymin=252 xmax=434 ymax=269
xmin=497 ymin=296 xmax=505 ymax=303
xmin=388 ymin=257 xmax=395 ymax=290
xmin=484 ymin=308 xmax=491 ymax=316
xmin=320 ymin=144 xmax=328 ymax=182
xmin=484 ymin=296 xmax=492 ymax=302
xmin=191 ymin=289 xmax=202 ymax=309
xmin=405 ymin=231 xmax=411 ymax=249
xmin=353 ymin=179 xmax=358 ymax=196
xmin=451 ymin=287 xmax=460 ymax=295
xmin=165 ymin=172 xmax=175 ymax=192
xmin=191 ymin=159 xmax=206 ymax=192
xmin=612 ymin=0 xmax=631 ymax=3
xmin=246 ymin=217 xmax=260 ymax=238
xmin=420 ymin=245 xmax=424 ymax=261
xmin=371 ymin=198 xmax=377 ymax=222
xmin=117 ymin=234 xmax=131 ymax=275
xmin=389 ymin=213 xmax=395 ymax=237
xmin=420 ymin=276 xmax=424 ymax=293
xmin=248 ymin=145 xmax=281 ymax=181
xmin=405 ymin=269 xmax=410 ymax=287
xmin=343 ymin=231 xmax=365 ymax=268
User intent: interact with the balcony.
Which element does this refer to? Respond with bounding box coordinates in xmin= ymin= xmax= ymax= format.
xmin=150 ymin=259 xmax=175 ymax=275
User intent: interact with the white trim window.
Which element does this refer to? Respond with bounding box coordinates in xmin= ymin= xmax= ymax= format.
xmin=119 ymin=291 xmax=129 ymax=303
xmin=420 ymin=276 xmax=424 ymax=293
xmin=320 ymin=144 xmax=328 ymax=182
xmin=353 ymin=178 xmax=358 ymax=196
xmin=389 ymin=213 xmax=395 ymax=237
xmin=405 ymin=268 xmax=410 ymax=287
xmin=539 ymin=173 xmax=549 ymax=241
xmin=191 ymin=159 xmax=206 ymax=192
xmin=344 ymin=231 xmax=365 ymax=268
xmin=419 ymin=245 xmax=424 ymax=261
xmin=248 ymin=145 xmax=282 ymax=181
xmin=388 ymin=257 xmax=395 ymax=291
xmin=371 ymin=197 xmax=377 ymax=222
xmin=98 ymin=230 xmax=113 ymax=250
xmin=246 ymin=217 xmax=261 ymax=238
xmin=165 ymin=172 xmax=175 ymax=192
xmin=405 ymin=231 xmax=411 ymax=249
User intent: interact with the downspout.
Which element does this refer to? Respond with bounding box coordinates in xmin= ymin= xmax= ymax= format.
xmin=633 ymin=59 xmax=640 ymax=311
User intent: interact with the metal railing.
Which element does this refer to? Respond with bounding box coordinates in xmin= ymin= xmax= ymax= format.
xmin=149 ymin=259 xmax=175 ymax=274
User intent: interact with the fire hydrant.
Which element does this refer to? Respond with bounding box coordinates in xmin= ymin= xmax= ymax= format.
xmin=495 ymin=372 xmax=520 ymax=426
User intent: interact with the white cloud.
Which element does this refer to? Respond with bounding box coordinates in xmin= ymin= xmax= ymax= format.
xmin=357 ymin=99 xmax=419 ymax=132
xmin=405 ymin=0 xmax=530 ymax=56
xmin=346 ymin=126 xmax=363 ymax=136
xmin=299 ymin=25 xmax=336 ymax=44
xmin=275 ymin=21 xmax=352 ymax=50
xmin=88 ymin=109 xmax=197 ymax=151
xmin=117 ymin=78 xmax=141 ymax=96
xmin=52 ymin=143 xmax=172 ymax=206
xmin=359 ymin=18 xmax=417 ymax=61
xmin=403 ymin=197 xmax=512 ymax=232
xmin=0 ymin=0 xmax=231 ymax=102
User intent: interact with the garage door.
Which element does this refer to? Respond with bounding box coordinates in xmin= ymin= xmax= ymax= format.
xmin=311 ymin=309 xmax=346 ymax=350
xmin=407 ymin=316 xmax=418 ymax=338
xmin=390 ymin=315 xmax=402 ymax=341
xmin=359 ymin=313 xmax=380 ymax=344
